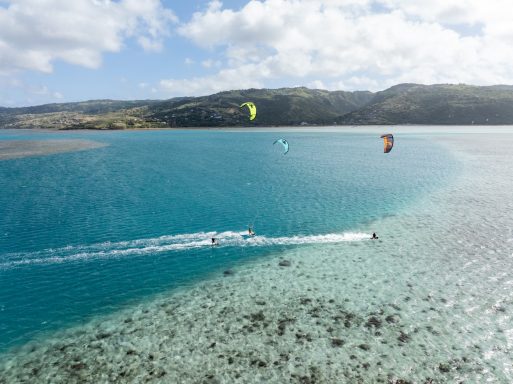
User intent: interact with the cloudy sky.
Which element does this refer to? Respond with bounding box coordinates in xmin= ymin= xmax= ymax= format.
xmin=1 ymin=0 xmax=512 ymax=106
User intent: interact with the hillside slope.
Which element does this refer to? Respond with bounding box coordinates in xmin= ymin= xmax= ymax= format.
xmin=339 ymin=84 xmax=513 ymax=125
xmin=147 ymin=87 xmax=374 ymax=127
xmin=2 ymin=84 xmax=513 ymax=129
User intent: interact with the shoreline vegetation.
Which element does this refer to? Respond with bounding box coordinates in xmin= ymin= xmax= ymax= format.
xmin=2 ymin=84 xmax=513 ymax=130
xmin=1 ymin=132 xmax=513 ymax=382
xmin=0 ymin=140 xmax=107 ymax=160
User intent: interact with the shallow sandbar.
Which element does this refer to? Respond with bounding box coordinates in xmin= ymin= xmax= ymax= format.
xmin=0 ymin=140 xmax=107 ymax=160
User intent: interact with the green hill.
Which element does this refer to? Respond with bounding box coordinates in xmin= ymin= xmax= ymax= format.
xmin=0 ymin=99 xmax=165 ymax=130
xmin=147 ymin=87 xmax=374 ymax=127
xmin=2 ymin=84 xmax=513 ymax=129
xmin=339 ymin=84 xmax=513 ymax=125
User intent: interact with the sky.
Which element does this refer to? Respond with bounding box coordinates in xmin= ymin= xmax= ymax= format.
xmin=1 ymin=0 xmax=513 ymax=107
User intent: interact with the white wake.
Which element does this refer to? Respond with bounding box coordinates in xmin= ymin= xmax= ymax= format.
xmin=1 ymin=230 xmax=370 ymax=268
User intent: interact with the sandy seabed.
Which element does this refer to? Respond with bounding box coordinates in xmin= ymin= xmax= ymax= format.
xmin=0 ymin=140 xmax=107 ymax=160
xmin=1 ymin=132 xmax=513 ymax=383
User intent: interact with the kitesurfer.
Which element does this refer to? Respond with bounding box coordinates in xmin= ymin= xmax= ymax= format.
xmin=371 ymin=233 xmax=378 ymax=240
xmin=248 ymin=226 xmax=255 ymax=236
xmin=211 ymin=238 xmax=218 ymax=246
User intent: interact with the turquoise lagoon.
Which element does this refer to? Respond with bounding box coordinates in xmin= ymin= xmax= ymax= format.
xmin=0 ymin=129 xmax=454 ymax=351
xmin=2 ymin=129 xmax=513 ymax=382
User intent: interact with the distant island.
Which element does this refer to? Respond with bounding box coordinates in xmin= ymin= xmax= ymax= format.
xmin=2 ymin=83 xmax=513 ymax=129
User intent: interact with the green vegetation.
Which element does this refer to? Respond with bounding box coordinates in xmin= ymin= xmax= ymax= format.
xmin=147 ymin=88 xmax=373 ymax=127
xmin=340 ymin=84 xmax=513 ymax=125
xmin=2 ymin=84 xmax=513 ymax=129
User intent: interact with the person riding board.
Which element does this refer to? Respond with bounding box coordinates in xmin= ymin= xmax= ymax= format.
xmin=211 ymin=238 xmax=219 ymax=246
xmin=248 ymin=226 xmax=255 ymax=236
xmin=371 ymin=233 xmax=378 ymax=240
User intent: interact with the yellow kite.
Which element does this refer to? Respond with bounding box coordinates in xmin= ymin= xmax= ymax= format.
xmin=240 ymin=102 xmax=257 ymax=121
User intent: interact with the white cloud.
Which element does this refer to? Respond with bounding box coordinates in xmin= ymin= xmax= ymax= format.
xmin=307 ymin=80 xmax=327 ymax=90
xmin=202 ymin=59 xmax=214 ymax=68
xmin=201 ymin=59 xmax=222 ymax=68
xmin=137 ymin=36 xmax=164 ymax=52
xmin=0 ymin=0 xmax=176 ymax=74
xmin=160 ymin=0 xmax=513 ymax=95
xmin=160 ymin=63 xmax=263 ymax=96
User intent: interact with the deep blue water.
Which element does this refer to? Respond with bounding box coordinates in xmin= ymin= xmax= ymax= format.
xmin=0 ymin=129 xmax=456 ymax=350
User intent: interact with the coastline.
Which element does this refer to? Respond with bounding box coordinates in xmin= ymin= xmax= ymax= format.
xmin=3 ymin=125 xmax=513 ymax=134
xmin=1 ymin=131 xmax=513 ymax=383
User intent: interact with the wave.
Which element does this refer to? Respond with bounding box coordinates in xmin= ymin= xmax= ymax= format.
xmin=0 ymin=230 xmax=370 ymax=269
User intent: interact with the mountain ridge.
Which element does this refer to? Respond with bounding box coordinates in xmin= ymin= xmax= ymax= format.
xmin=2 ymin=84 xmax=513 ymax=129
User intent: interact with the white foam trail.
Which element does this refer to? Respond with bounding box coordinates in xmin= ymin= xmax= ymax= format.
xmin=0 ymin=230 xmax=370 ymax=269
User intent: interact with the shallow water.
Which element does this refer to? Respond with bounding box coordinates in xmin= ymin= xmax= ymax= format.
xmin=0 ymin=129 xmax=454 ymax=352
xmin=2 ymin=129 xmax=513 ymax=383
